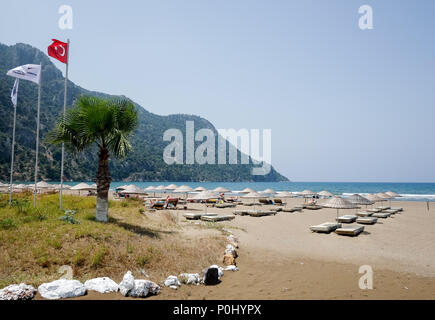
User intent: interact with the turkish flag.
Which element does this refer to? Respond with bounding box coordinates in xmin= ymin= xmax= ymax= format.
xmin=48 ymin=39 xmax=68 ymax=64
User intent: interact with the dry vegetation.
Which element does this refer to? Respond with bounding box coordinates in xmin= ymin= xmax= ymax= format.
xmin=0 ymin=193 xmax=226 ymax=288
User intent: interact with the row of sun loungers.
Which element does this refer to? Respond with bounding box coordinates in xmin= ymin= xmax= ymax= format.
xmin=182 ymin=212 xmax=235 ymax=222
xmin=310 ymin=206 xmax=404 ymax=237
xmin=233 ymin=209 xmax=277 ymax=217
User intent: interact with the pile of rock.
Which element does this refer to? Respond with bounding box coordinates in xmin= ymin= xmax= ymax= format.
xmin=119 ymin=271 xmax=161 ymax=297
xmin=0 ymin=283 xmax=36 ymax=300
xmin=0 ymin=231 xmax=242 ymax=300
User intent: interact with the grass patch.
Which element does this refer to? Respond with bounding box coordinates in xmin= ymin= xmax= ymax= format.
xmin=0 ymin=193 xmax=225 ymax=288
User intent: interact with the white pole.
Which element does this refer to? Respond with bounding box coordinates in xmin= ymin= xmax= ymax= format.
xmin=60 ymin=39 xmax=70 ymax=211
xmin=33 ymin=63 xmax=42 ymax=207
xmin=8 ymin=80 xmax=18 ymax=205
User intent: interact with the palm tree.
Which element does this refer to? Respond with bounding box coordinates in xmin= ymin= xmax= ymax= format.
xmin=49 ymin=95 xmax=138 ymax=222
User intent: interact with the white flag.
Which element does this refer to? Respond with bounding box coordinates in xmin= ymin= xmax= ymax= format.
xmin=6 ymin=64 xmax=41 ymax=84
xmin=11 ymin=78 xmax=19 ymax=107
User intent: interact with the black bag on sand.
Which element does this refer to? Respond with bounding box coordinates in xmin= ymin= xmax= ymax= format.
xmin=204 ymin=268 xmax=219 ymax=285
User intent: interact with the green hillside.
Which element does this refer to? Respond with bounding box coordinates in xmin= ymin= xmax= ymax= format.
xmin=0 ymin=42 xmax=288 ymax=182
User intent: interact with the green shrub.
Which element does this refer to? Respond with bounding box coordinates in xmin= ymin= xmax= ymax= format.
xmin=0 ymin=218 xmax=17 ymax=230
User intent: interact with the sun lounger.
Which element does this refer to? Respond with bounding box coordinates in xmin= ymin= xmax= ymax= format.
xmin=246 ymin=210 xmax=277 ymax=217
xmin=367 ymin=208 xmax=382 ymax=213
xmin=372 ymin=212 xmax=391 ymax=219
xmin=259 ymin=198 xmax=274 ymax=205
xmin=383 ymin=209 xmax=399 ymax=214
xmin=215 ymin=203 xmax=237 ymax=208
xmin=310 ymin=222 xmax=341 ymax=233
xmin=356 ymin=217 xmax=378 ymax=225
xmin=390 ymin=207 xmax=403 ymax=212
xmin=240 ymin=202 xmax=261 ymax=206
xmin=305 ymin=205 xmax=323 ymax=210
xmin=356 ymin=211 xmax=373 ymax=217
xmin=274 ymin=199 xmax=285 ymax=206
xmin=183 ymin=213 xmax=218 ymax=220
xmin=282 ymin=207 xmax=303 ymax=213
xmin=376 ymin=206 xmax=390 ymax=210
xmin=336 ymin=215 xmax=357 ymax=223
xmin=200 ymin=215 xmax=235 ymax=222
xmin=233 ymin=209 xmax=248 ymax=216
xmin=335 ymin=225 xmax=364 ymax=236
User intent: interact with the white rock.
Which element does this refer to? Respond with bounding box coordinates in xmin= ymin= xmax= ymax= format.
xmin=164 ymin=275 xmax=181 ymax=287
xmin=84 ymin=277 xmax=118 ymax=294
xmin=169 ymin=285 xmax=178 ymax=290
xmin=179 ymin=273 xmax=200 ymax=285
xmin=119 ymin=271 xmax=135 ymax=296
xmin=129 ymin=280 xmax=149 ymax=297
xmin=38 ymin=279 xmax=86 ymax=300
xmin=224 ymin=265 xmax=239 ymax=272
xmin=0 ymin=283 xmax=36 ymax=300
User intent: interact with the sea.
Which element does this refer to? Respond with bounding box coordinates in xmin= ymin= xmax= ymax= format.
xmin=55 ymin=181 xmax=435 ymax=202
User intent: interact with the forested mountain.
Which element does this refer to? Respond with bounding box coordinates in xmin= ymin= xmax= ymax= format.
xmin=0 ymin=42 xmax=288 ymax=182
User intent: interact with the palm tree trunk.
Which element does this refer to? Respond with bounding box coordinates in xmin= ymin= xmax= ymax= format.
xmin=96 ymin=147 xmax=111 ymax=222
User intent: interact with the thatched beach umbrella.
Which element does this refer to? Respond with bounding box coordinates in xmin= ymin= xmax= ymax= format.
xmin=261 ymin=188 xmax=277 ymax=195
xmin=71 ymin=182 xmax=94 ymax=195
xmin=174 ymin=185 xmax=194 ymax=199
xmin=188 ymin=190 xmax=220 ymax=213
xmin=364 ymin=194 xmax=387 ymax=207
xmin=377 ymin=192 xmax=393 ymax=206
xmin=214 ymin=187 xmax=230 ymax=193
xmin=385 ymin=191 xmax=400 ymax=198
xmin=347 ymin=194 xmax=374 ymax=206
xmin=322 ymin=196 xmax=358 ymax=220
xmin=318 ymin=190 xmax=334 ymax=198
xmin=239 ymin=188 xmax=255 ymax=194
xmin=194 ymin=186 xmax=207 ymax=192
xmin=165 ymin=184 xmax=178 ymax=190
xmin=122 ymin=185 xmax=147 ymax=196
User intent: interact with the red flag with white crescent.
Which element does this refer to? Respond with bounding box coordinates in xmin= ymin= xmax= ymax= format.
xmin=48 ymin=39 xmax=68 ymax=64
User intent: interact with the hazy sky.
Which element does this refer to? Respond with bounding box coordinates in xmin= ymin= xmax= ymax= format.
xmin=1 ymin=0 xmax=434 ymax=182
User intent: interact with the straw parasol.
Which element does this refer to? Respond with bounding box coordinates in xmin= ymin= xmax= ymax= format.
xmin=121 ymin=185 xmax=147 ymax=195
xmin=188 ymin=190 xmax=219 ymax=200
xmin=165 ymin=184 xmax=178 ymax=190
xmin=173 ymin=185 xmax=194 ymax=199
xmin=318 ymin=190 xmax=334 ymax=198
xmin=213 ymin=187 xmax=230 ymax=193
xmin=385 ymin=191 xmax=400 ymax=198
xmin=261 ymin=188 xmax=277 ymax=195
xmin=322 ymin=196 xmax=358 ymax=220
xmin=71 ymin=182 xmax=93 ymax=190
xmin=299 ymin=190 xmax=316 ymax=197
xmin=347 ymin=194 xmax=374 ymax=206
xmin=36 ymin=181 xmax=54 ymax=189
xmin=239 ymin=188 xmax=255 ymax=194
xmin=194 ymin=186 xmax=207 ymax=192
xmin=144 ymin=186 xmax=156 ymax=191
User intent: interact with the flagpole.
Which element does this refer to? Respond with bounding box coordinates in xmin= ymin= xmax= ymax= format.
xmin=60 ymin=39 xmax=70 ymax=211
xmin=8 ymin=80 xmax=18 ymax=205
xmin=34 ymin=63 xmax=42 ymax=208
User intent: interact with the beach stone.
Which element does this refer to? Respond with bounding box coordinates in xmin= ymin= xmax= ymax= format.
xmin=0 ymin=283 xmax=36 ymax=300
xmin=164 ymin=275 xmax=181 ymax=288
xmin=119 ymin=271 xmax=135 ymax=296
xmin=84 ymin=277 xmax=118 ymax=294
xmin=179 ymin=273 xmax=200 ymax=285
xmin=129 ymin=280 xmax=149 ymax=297
xmin=225 ymin=244 xmax=238 ymax=258
xmin=169 ymin=285 xmax=178 ymax=290
xmin=224 ymin=265 xmax=239 ymax=272
xmin=223 ymin=253 xmax=236 ymax=266
xmin=38 ymin=279 xmax=86 ymax=300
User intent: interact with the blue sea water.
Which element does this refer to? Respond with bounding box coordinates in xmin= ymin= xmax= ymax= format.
xmin=56 ymin=181 xmax=435 ymax=202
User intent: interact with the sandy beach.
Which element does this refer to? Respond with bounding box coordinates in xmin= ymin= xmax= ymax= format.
xmin=163 ymin=199 xmax=435 ymax=300
xmin=59 ymin=198 xmax=435 ymax=300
